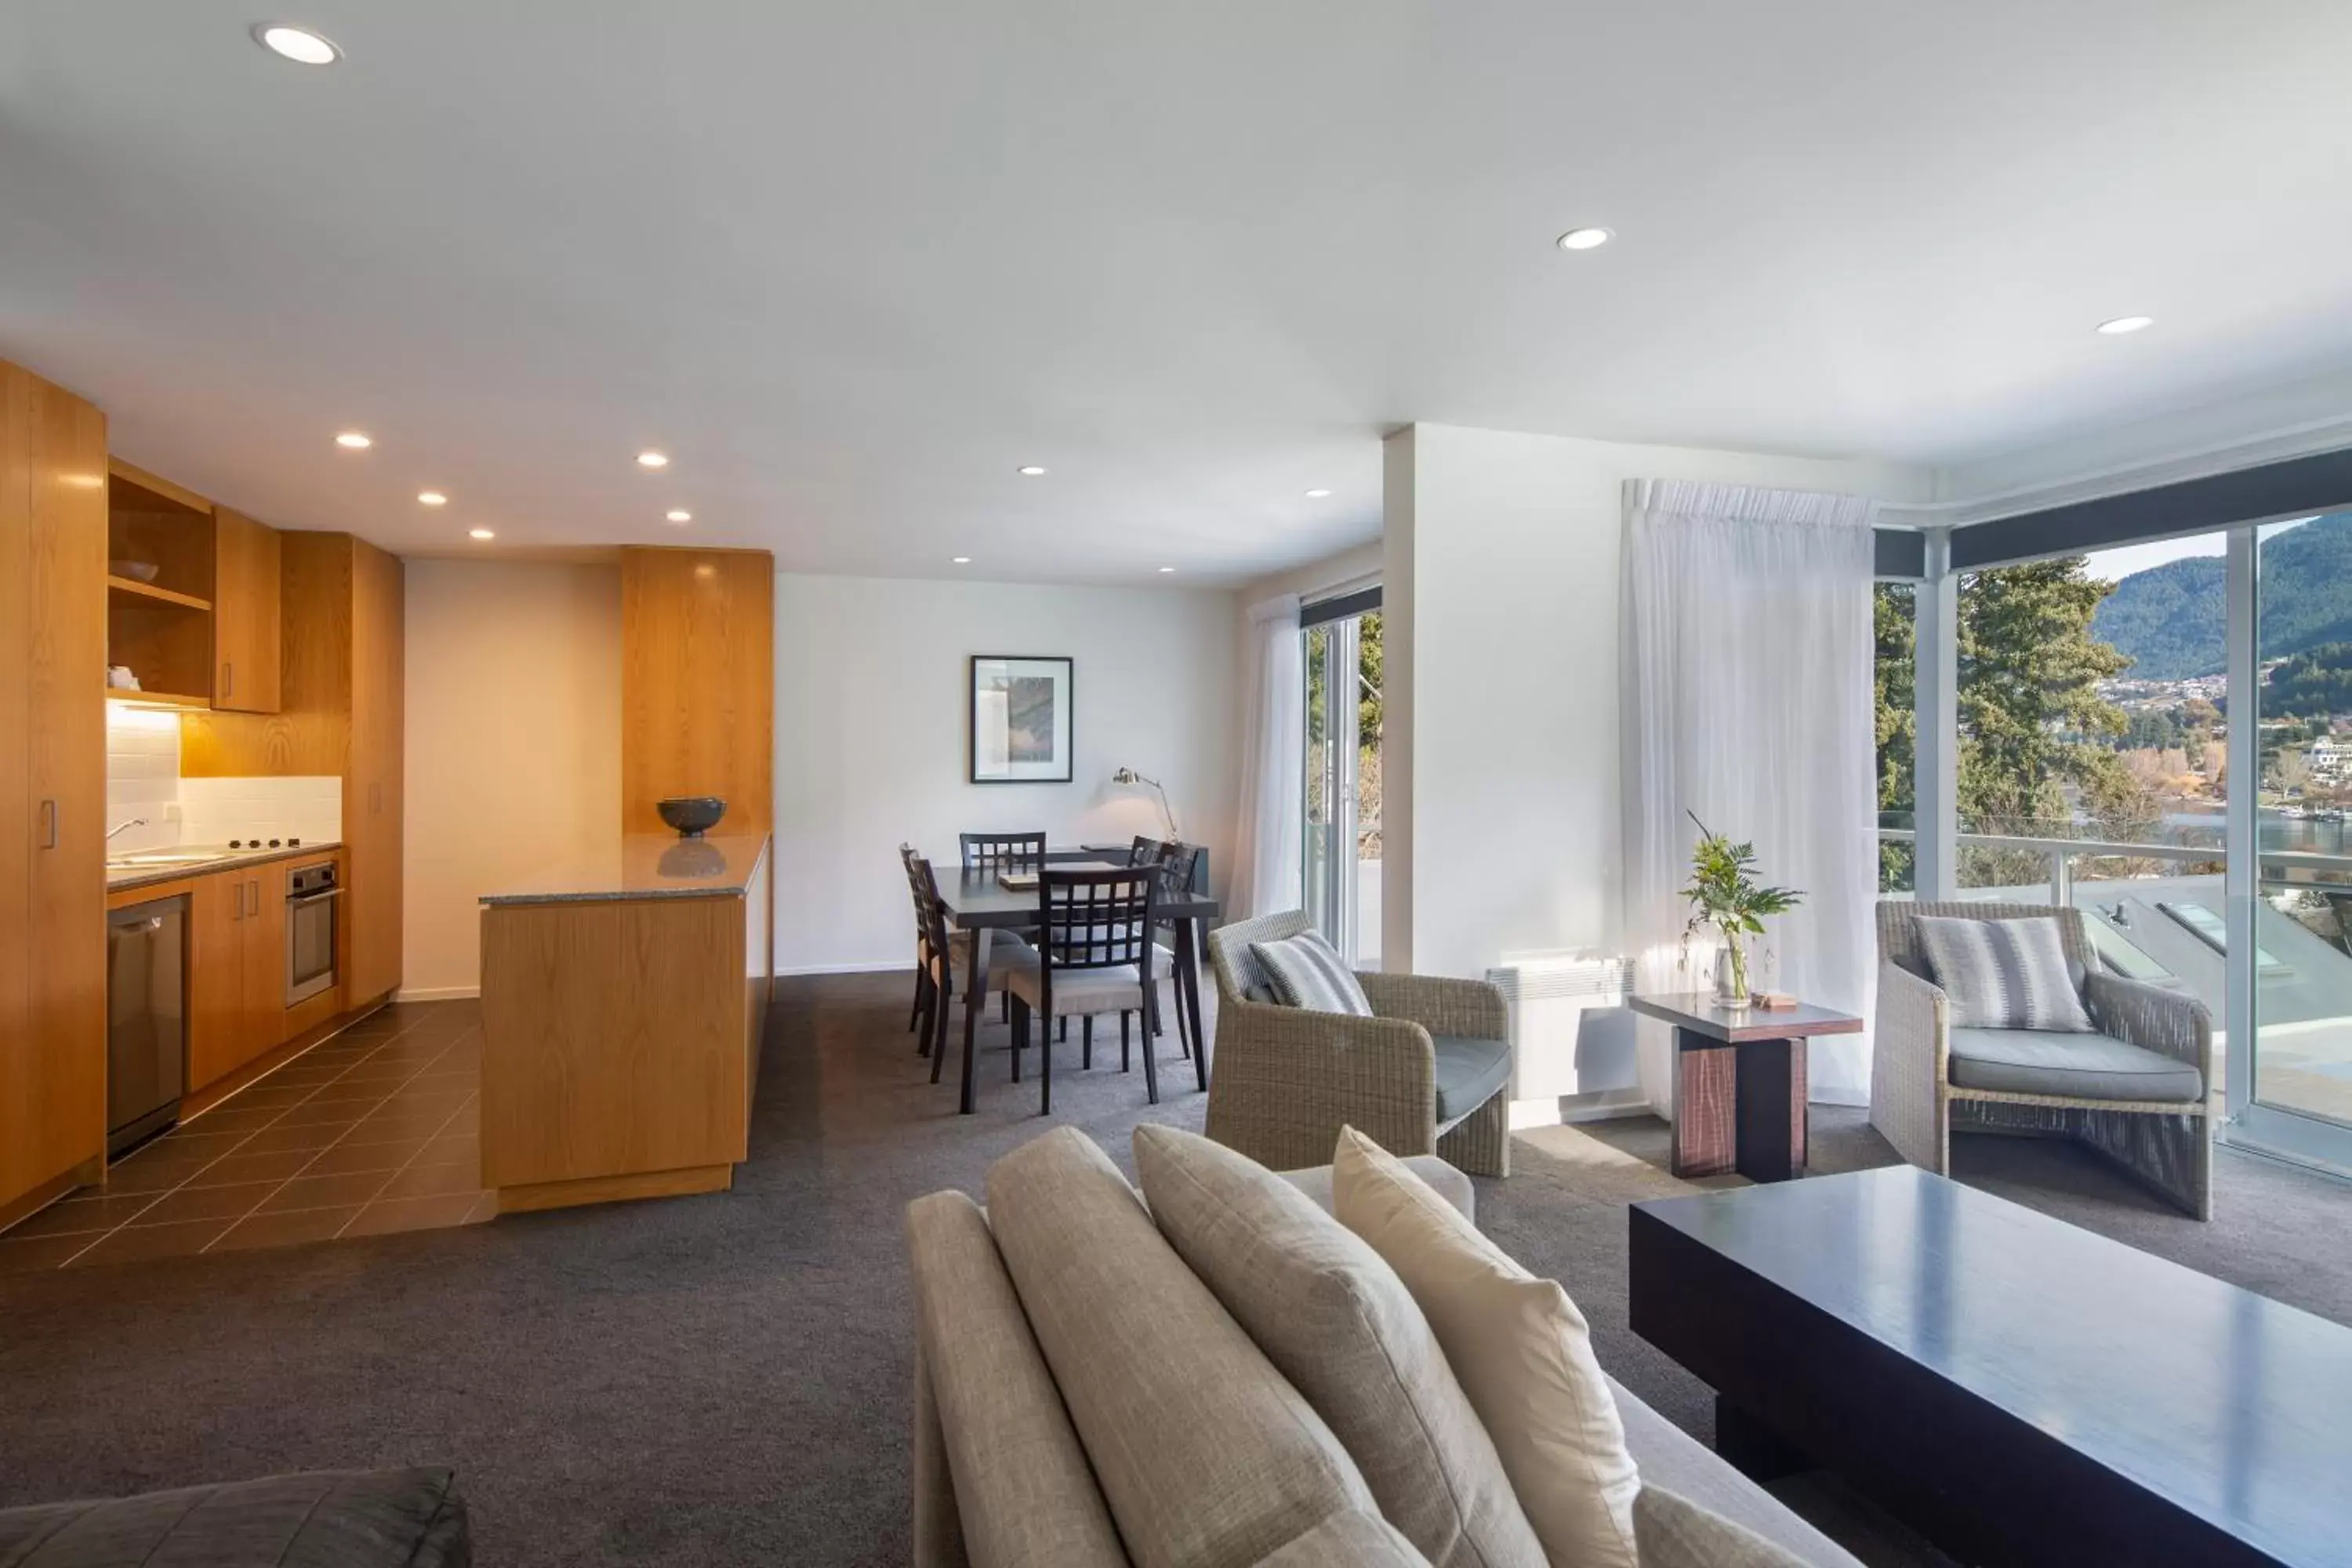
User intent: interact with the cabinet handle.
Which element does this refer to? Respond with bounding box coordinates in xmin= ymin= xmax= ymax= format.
xmin=223 ymin=661 xmax=233 ymax=701
xmin=38 ymin=800 xmax=56 ymax=850
xmin=231 ymin=877 xmax=243 ymax=921
xmin=249 ymin=878 xmax=260 ymax=916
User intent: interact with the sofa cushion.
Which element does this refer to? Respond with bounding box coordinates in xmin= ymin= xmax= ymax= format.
xmin=1607 ymin=1379 xmax=1862 ymax=1566
xmin=0 ymin=1468 xmax=468 ymax=1568
xmin=1253 ymin=1510 xmax=1435 ymax=1566
xmin=1912 ymin=914 xmax=2095 ymax=1032
xmin=1634 ymin=1485 xmax=1811 ymax=1568
xmin=1432 ymin=1036 xmax=1513 ymax=1124
xmin=1948 ymin=1026 xmax=2204 ymax=1103
xmin=1135 ymin=1126 xmax=1544 ymax=1568
xmin=1249 ymin=931 xmax=1374 ymax=1017
xmin=1282 ymin=1155 xmax=1474 ymax=1225
xmin=1333 ymin=1127 xmax=1641 ymax=1568
xmin=906 ymin=1190 xmax=1127 ymax=1568
xmin=985 ymin=1127 xmax=1376 ymax=1568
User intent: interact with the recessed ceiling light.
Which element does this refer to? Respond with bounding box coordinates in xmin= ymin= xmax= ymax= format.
xmin=253 ymin=24 xmax=340 ymax=64
xmin=1017 ymin=465 xmax=1047 ymax=477
xmin=1304 ymin=488 xmax=1332 ymax=499
xmin=951 ymin=556 xmax=971 ymax=564
xmin=637 ymin=450 xmax=670 ymax=469
xmin=1158 ymin=566 xmax=1177 ymax=574
xmin=468 ymin=528 xmax=495 ymax=541
xmin=334 ymin=431 xmax=372 ymax=449
xmin=2096 ymin=315 xmax=2155 ymax=336
xmin=417 ymin=491 xmax=447 ymax=506
xmin=664 ymin=509 xmax=691 ymax=524
xmin=1556 ymin=227 xmax=1613 ymax=252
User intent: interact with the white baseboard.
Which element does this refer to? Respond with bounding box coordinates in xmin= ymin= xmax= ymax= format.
xmin=393 ymin=985 xmax=481 ymax=1002
xmin=776 ymin=960 xmax=917 ymax=977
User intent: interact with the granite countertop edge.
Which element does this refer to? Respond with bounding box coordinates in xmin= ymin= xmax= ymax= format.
xmin=106 ymin=840 xmax=345 ymax=895
xmin=477 ymin=833 xmax=770 ymax=906
xmin=478 ymin=883 xmax=756 ymax=906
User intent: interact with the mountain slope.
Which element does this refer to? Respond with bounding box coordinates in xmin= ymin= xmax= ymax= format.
xmin=2090 ymin=513 xmax=2352 ymax=679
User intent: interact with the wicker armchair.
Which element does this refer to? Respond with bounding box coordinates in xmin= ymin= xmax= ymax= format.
xmin=1872 ymin=900 xmax=2215 ymax=1219
xmin=1203 ymin=909 xmax=1512 ymax=1178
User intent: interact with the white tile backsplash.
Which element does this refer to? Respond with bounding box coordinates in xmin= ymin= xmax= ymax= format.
xmin=103 ymin=709 xmax=343 ymax=853
xmin=178 ymin=775 xmax=343 ymax=846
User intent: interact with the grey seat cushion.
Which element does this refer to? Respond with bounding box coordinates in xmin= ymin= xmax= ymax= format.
xmin=1432 ymin=1035 xmax=1513 ymax=1123
xmin=1947 ymin=1026 xmax=2203 ymax=1103
xmin=0 ymin=1468 xmax=469 ymax=1567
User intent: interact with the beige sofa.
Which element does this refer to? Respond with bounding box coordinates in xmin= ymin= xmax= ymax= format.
xmin=908 ymin=1138 xmax=1861 ymax=1567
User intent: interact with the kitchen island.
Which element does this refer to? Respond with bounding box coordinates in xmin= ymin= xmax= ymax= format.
xmin=478 ymin=832 xmax=772 ymax=1213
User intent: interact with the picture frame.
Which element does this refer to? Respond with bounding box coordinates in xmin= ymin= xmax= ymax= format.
xmin=968 ymin=655 xmax=1074 ymax=784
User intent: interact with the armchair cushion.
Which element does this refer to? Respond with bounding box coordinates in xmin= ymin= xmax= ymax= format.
xmin=1913 ymin=914 xmax=2096 ymax=1032
xmin=1432 ymin=1036 xmax=1514 ymax=1124
xmin=1947 ymin=1026 xmax=2204 ymax=1103
xmin=1251 ymin=931 xmax=1374 ymax=1017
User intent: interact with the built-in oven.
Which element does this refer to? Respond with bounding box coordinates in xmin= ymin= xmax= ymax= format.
xmin=286 ymin=862 xmax=340 ymax=1006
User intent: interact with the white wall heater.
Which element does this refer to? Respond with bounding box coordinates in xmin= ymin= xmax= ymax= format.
xmin=1484 ymin=952 xmax=1646 ymax=1127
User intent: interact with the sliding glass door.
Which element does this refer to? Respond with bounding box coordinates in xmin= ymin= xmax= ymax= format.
xmin=2240 ymin=511 xmax=2352 ymax=1169
xmin=1303 ymin=593 xmax=1382 ymax=967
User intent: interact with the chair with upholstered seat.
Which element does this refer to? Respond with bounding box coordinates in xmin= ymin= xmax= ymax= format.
xmin=1202 ymin=909 xmax=1513 ymax=1178
xmin=1872 ymin=899 xmax=2214 ymax=1219
xmin=1006 ymin=866 xmax=1162 ymax=1112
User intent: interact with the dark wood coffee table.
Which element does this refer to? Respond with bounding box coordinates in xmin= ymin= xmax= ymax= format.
xmin=1626 ymin=992 xmax=1860 ymax=1181
xmin=1630 ymin=1165 xmax=2352 ymax=1568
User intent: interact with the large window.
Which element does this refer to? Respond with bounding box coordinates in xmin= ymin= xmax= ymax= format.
xmin=1883 ymin=509 xmax=2352 ymax=1174
xmin=1304 ymin=597 xmax=1381 ymax=967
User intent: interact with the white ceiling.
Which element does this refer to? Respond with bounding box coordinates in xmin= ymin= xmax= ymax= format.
xmin=5 ymin=1 xmax=2352 ymax=584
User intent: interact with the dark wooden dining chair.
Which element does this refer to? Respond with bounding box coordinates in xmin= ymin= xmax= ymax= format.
xmin=1004 ymin=867 xmax=1161 ymax=1113
xmin=898 ymin=844 xmax=934 ymax=1045
xmin=1149 ymin=841 xmax=1204 ymax=1059
xmin=960 ymin=831 xmax=1047 ymax=871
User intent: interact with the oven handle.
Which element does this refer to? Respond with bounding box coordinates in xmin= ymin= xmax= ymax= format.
xmin=289 ymin=887 xmax=344 ymax=906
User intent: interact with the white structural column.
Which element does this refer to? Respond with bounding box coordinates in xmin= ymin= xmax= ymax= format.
xmin=2223 ymin=524 xmax=2259 ymax=1122
xmin=1913 ymin=528 xmax=1960 ymax=899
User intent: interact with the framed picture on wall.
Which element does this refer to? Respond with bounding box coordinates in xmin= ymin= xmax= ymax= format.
xmin=969 ymin=655 xmax=1073 ymax=783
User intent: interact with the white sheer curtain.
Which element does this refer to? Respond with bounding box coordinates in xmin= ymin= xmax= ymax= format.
xmin=1232 ymin=593 xmax=1304 ymax=919
xmin=1621 ymin=479 xmax=1879 ymax=1109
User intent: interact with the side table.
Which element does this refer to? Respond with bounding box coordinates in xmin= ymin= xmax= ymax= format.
xmin=1627 ymin=993 xmax=1863 ymax=1182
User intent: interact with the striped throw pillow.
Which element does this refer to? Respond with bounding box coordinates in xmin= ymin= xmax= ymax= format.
xmin=1911 ymin=914 xmax=2096 ymax=1033
xmin=1250 ymin=931 xmax=1374 ymax=1017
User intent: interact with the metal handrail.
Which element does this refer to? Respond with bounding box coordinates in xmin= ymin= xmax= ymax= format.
xmin=1875 ymin=826 xmax=2352 ymax=904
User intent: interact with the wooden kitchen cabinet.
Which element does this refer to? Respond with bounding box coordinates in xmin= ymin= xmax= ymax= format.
xmin=212 ymin=504 xmax=281 ymax=712
xmin=188 ymin=862 xmax=290 ymax=1093
xmin=183 ymin=531 xmax=404 ymax=1011
xmin=0 ymin=358 xmax=108 ymax=1223
xmin=619 ymin=546 xmax=773 ymax=835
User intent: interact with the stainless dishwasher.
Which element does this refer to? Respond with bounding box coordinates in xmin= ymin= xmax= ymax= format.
xmin=107 ymin=894 xmax=188 ymax=1156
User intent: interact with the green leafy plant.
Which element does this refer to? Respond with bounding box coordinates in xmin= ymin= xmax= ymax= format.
xmin=1681 ymin=811 xmax=1802 ymax=1002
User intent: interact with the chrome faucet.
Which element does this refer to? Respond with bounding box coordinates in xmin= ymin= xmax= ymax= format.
xmin=106 ymin=816 xmax=148 ymax=842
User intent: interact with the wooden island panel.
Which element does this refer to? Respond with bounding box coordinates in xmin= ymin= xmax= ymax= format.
xmin=479 ymin=833 xmax=772 ymax=1214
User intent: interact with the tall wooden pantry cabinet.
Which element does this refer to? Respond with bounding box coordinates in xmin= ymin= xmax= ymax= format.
xmin=0 ymin=358 xmax=108 ymax=1224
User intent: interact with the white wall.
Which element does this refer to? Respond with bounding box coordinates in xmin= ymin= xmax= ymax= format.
xmin=401 ymin=558 xmax=622 ymax=997
xmin=774 ymin=574 xmax=1241 ymax=972
xmin=1384 ymin=422 xmax=1931 ymax=981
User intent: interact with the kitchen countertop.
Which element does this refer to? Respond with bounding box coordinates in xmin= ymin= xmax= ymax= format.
xmin=479 ymin=833 xmax=771 ymax=906
xmin=106 ymin=840 xmax=343 ymax=895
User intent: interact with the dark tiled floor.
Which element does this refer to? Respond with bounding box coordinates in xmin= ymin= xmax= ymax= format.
xmin=0 ymin=1004 xmax=489 ymax=1270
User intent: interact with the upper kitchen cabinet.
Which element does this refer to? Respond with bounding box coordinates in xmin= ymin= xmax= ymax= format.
xmin=105 ymin=461 xmax=216 ymax=707
xmin=212 ymin=505 xmax=281 ymax=713
xmin=101 ymin=466 xmax=283 ymax=715
xmin=183 ymin=532 xmax=404 ymax=1007
xmin=0 ymin=358 xmax=108 ymax=1225
xmin=619 ymin=546 xmax=774 ymax=836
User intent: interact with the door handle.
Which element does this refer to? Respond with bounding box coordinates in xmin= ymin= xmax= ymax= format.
xmin=38 ymin=800 xmax=56 ymax=850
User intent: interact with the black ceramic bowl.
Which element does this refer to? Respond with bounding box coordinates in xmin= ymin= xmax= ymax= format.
xmin=657 ymin=796 xmax=728 ymax=838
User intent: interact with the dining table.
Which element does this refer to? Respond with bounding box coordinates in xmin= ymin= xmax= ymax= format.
xmin=933 ymin=862 xmax=1220 ymax=1115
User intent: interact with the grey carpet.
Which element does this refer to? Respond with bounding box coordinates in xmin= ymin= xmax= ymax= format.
xmin=2 ymin=975 xmax=2348 ymax=1568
